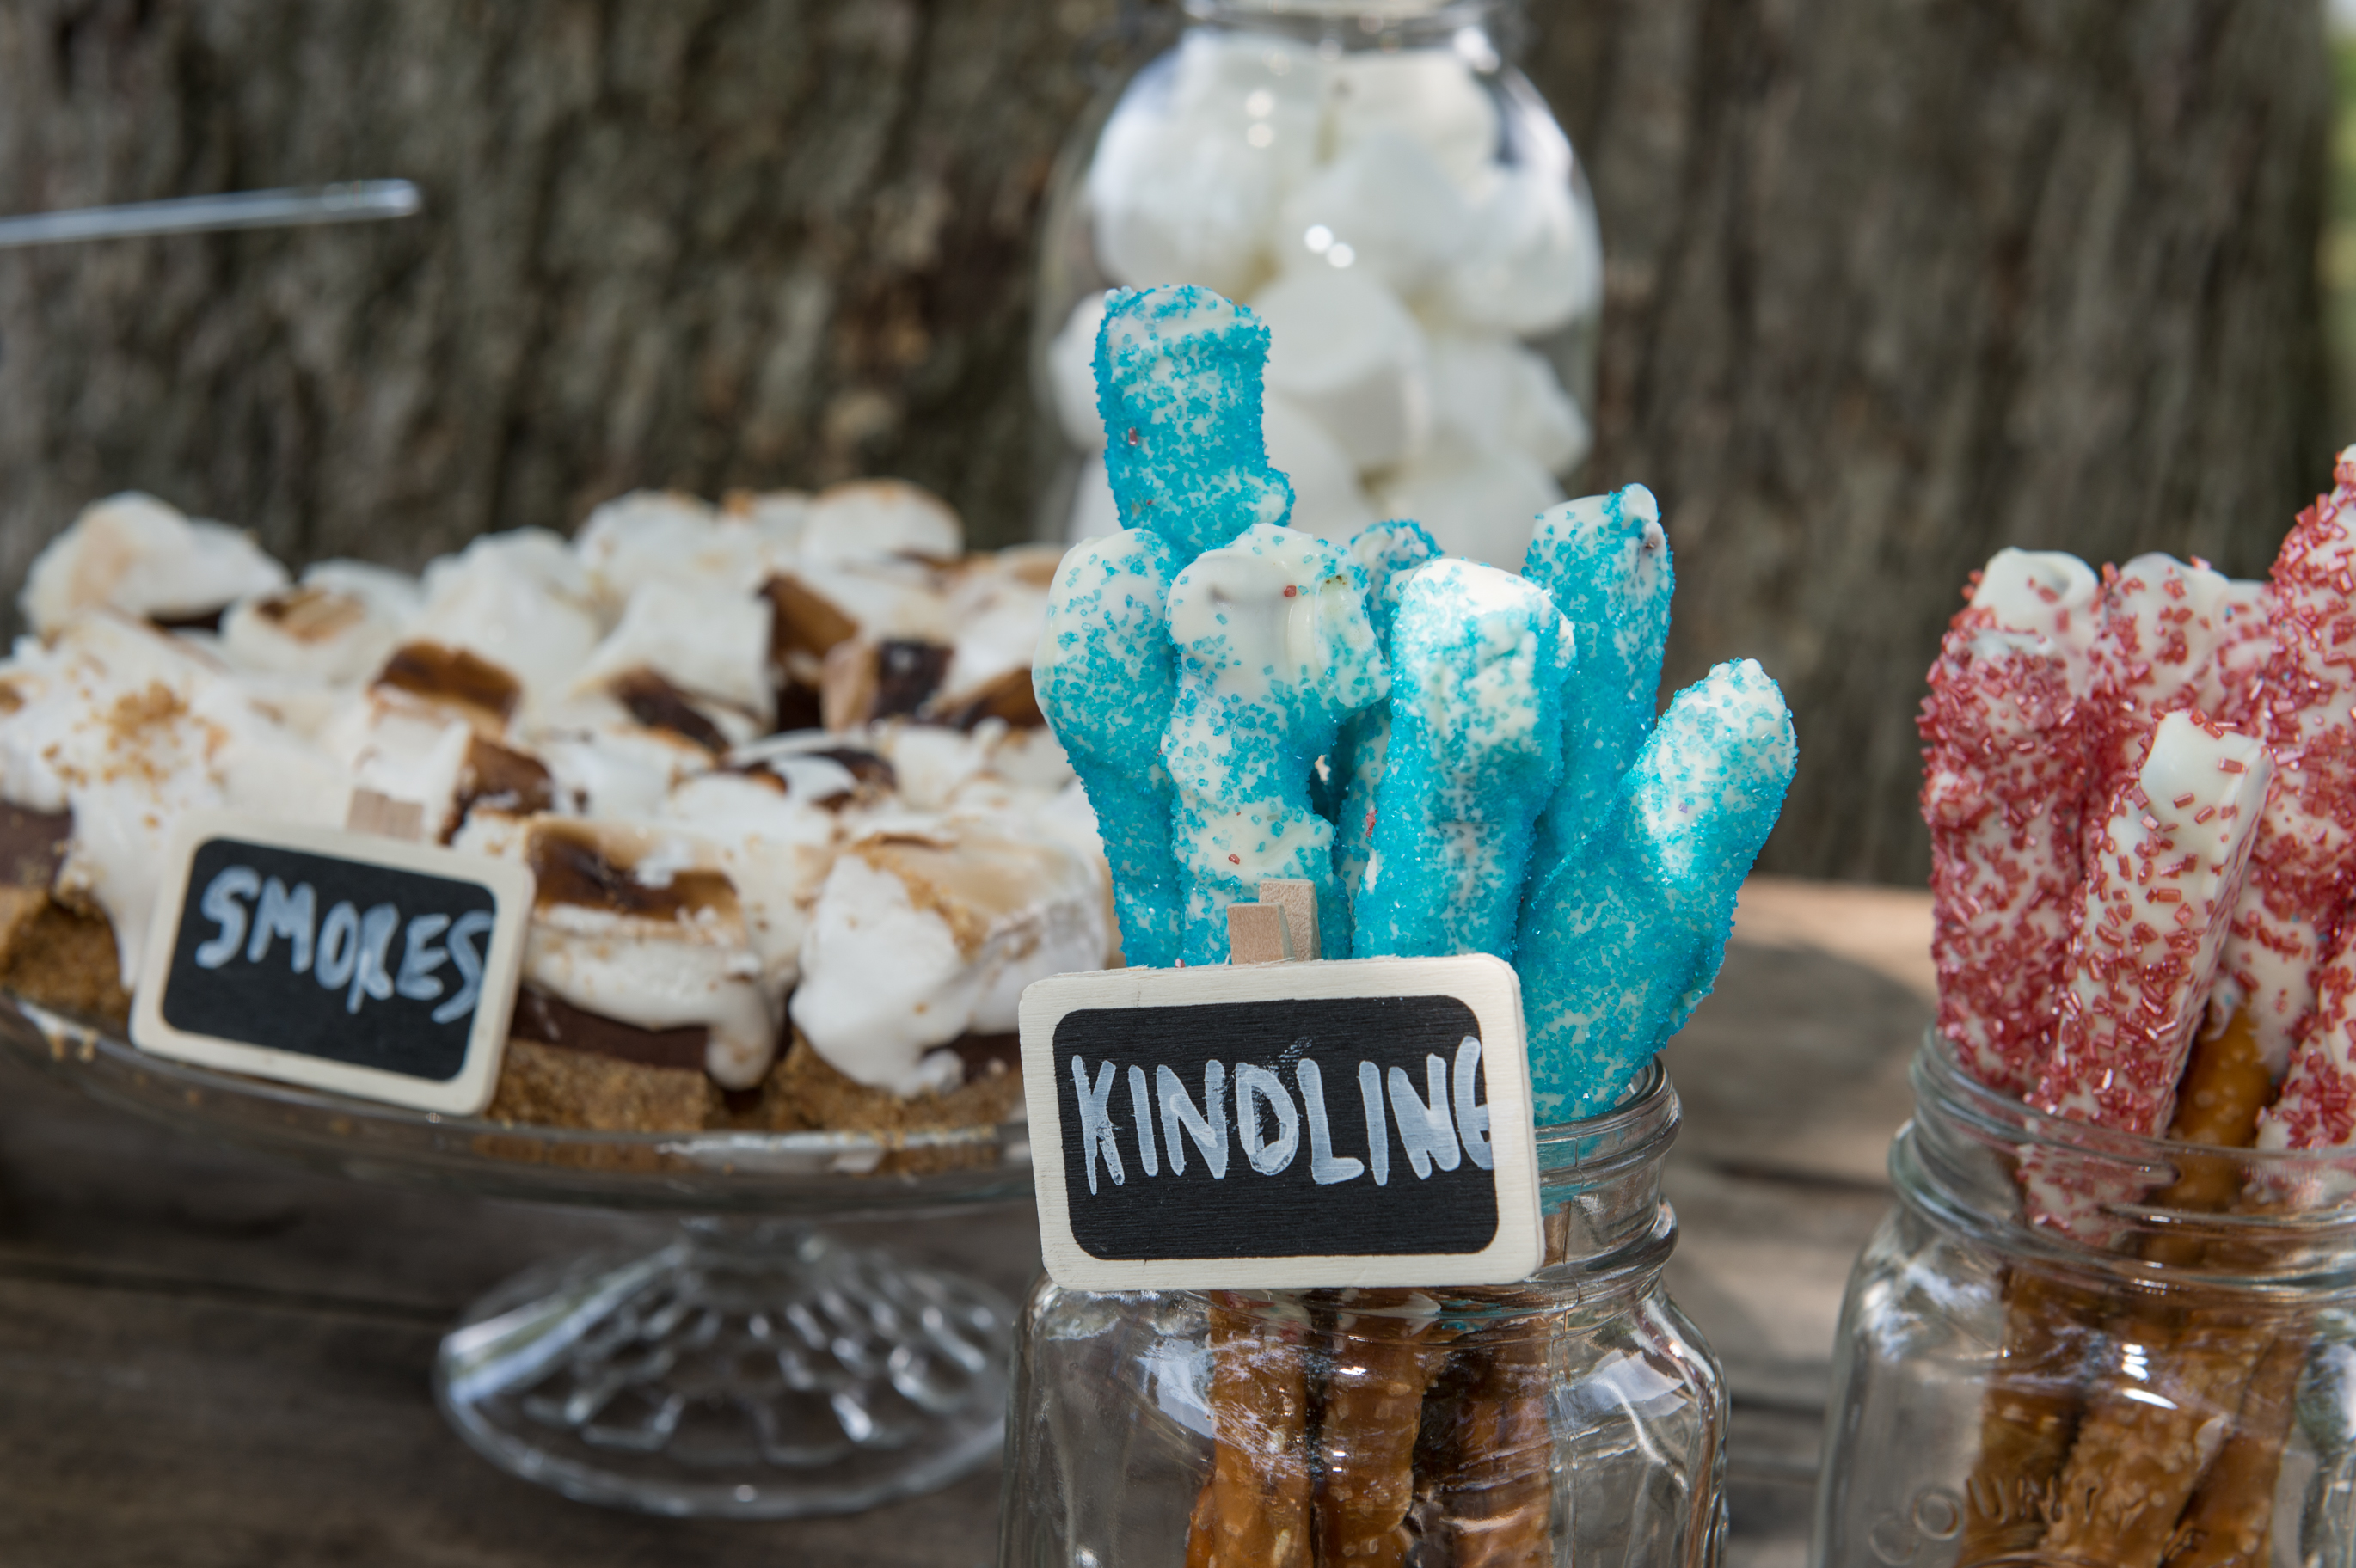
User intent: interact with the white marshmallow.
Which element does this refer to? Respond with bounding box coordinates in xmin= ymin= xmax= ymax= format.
xmin=1064 ymin=455 xmax=1123 ymax=545
xmin=21 ymin=493 xmax=289 ymax=635
xmin=1254 ymin=266 xmax=1433 ymax=470
xmin=531 ymin=733 xmax=677 ymax=820
xmin=412 ymin=531 xmax=603 ymax=714
xmin=6 ymin=612 xmax=347 ymax=982
xmin=1328 ymin=49 xmax=1500 ymax=188
xmin=1374 ymin=432 xmax=1563 ymax=570
xmin=797 ymin=481 xmax=963 ymax=567
xmin=571 ymin=580 xmax=775 ymax=723
xmin=1262 ymin=393 xmax=1377 ymax=543
xmin=303 ymin=560 xmax=426 ymax=628
xmin=1047 ymin=292 xmax=1111 ymax=451
xmin=1277 ymin=126 xmax=1469 ymax=299
xmin=938 ymin=558 xmax=1051 ymax=713
xmin=218 ymin=583 xmax=408 ymax=687
xmin=1426 ymin=333 xmax=1591 ymax=476
xmin=1434 ymin=165 xmax=1602 ymax=339
xmin=1088 ymin=70 xmax=1289 ymax=297
xmin=345 ymin=704 xmax=475 ymax=840
xmin=658 ymin=772 xmax=842 ymax=992
xmin=790 ymin=822 xmax=1111 ymax=1095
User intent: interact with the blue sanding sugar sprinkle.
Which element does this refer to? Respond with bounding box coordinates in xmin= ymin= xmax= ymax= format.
xmin=1353 ymin=559 xmax=1574 ymax=965
xmin=1034 ymin=281 xmax=1801 ymax=1128
xmin=1163 ymin=523 xmax=1387 ymax=964
xmin=1034 ymin=527 xmax=1188 ymax=967
xmin=1517 ymin=658 xmax=1796 ymax=1121
xmin=1096 ymin=286 xmax=1295 ymax=560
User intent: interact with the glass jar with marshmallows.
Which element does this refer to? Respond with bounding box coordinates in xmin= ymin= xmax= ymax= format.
xmin=1034 ymin=0 xmax=1602 ymax=568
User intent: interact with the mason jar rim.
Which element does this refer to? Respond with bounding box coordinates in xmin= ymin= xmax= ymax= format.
xmin=1175 ymin=1056 xmax=1680 ymax=1320
xmin=1177 ymin=0 xmax=1506 ymax=50
xmin=1897 ymin=1031 xmax=2356 ymax=1293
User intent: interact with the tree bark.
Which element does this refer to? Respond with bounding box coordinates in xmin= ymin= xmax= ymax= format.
xmin=0 ymin=0 xmax=1099 ymax=575
xmin=0 ymin=0 xmax=2332 ymax=882
xmin=1531 ymin=0 xmax=2333 ymax=881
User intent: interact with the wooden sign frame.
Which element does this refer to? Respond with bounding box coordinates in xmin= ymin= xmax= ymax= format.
xmin=1018 ymin=953 xmax=1544 ymax=1291
xmin=131 ymin=809 xmax=533 ymax=1115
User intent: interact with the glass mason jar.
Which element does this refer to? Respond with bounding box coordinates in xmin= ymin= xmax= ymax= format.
xmin=1033 ymin=0 xmax=1604 ymax=569
xmin=1814 ymin=1036 xmax=2356 ymax=1568
xmin=997 ymin=1060 xmax=1726 ymax=1567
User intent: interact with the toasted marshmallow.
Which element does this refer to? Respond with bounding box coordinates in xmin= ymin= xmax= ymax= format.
xmin=0 ymin=611 xmax=347 ymax=981
xmin=22 ymin=493 xmax=289 ymax=635
xmin=219 ymin=581 xmax=408 ymax=686
xmin=411 ymin=531 xmax=601 ymax=712
xmin=477 ymin=818 xmax=779 ymax=1089
xmin=790 ymin=818 xmax=1113 ymax=1095
xmin=797 ymin=481 xmax=963 ymax=567
xmin=658 ymin=772 xmax=842 ymax=990
xmin=571 ymin=579 xmax=775 ymax=724
xmin=575 ymin=490 xmax=798 ymax=612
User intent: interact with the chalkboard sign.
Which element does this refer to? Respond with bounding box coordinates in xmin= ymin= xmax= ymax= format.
xmin=1018 ymin=955 xmax=1543 ymax=1290
xmin=130 ymin=811 xmax=533 ymax=1115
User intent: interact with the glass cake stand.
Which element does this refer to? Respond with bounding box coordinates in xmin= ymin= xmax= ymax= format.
xmin=0 ymin=992 xmax=1034 ymax=1519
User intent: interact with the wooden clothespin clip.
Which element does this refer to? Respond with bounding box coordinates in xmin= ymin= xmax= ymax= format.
xmin=1225 ymin=878 xmax=1321 ymax=965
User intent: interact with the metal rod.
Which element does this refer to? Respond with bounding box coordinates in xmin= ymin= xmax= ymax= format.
xmin=0 ymin=180 xmax=422 ymax=251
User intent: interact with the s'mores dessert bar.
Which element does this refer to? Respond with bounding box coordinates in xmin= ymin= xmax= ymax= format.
xmin=0 ymin=482 xmax=1116 ymax=1136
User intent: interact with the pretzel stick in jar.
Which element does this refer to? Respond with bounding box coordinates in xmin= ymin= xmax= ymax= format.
xmin=1187 ymin=1293 xmax=1316 ymax=1568
xmin=1311 ymin=1291 xmax=1453 ymax=1567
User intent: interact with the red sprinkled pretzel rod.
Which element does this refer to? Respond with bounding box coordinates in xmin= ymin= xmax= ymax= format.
xmin=1924 ymin=449 xmax=2356 ymax=1567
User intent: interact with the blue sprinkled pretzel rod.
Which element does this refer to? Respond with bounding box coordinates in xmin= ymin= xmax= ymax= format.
xmin=1032 ymin=282 xmax=1798 ymax=1118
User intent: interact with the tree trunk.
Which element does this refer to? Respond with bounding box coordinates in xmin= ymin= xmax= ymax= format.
xmin=0 ymin=0 xmax=1100 ymax=573
xmin=1531 ymin=0 xmax=2333 ymax=882
xmin=0 ymin=0 xmax=2331 ymax=883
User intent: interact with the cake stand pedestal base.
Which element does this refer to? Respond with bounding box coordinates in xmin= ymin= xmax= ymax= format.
xmin=433 ymin=1217 xmax=1012 ymax=1518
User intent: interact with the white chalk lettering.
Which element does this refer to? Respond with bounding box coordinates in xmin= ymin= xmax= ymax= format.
xmin=345 ymin=903 xmax=400 ymax=1014
xmin=1295 ymin=1058 xmax=1365 ymax=1185
xmin=193 ymin=866 xmax=261 ymax=969
xmin=396 ymin=914 xmax=450 ymax=1001
xmin=1359 ymin=1060 xmax=1390 ymax=1187
xmin=1071 ymin=1056 xmax=1125 ymax=1196
xmin=1157 ymin=1062 xmax=1229 ymax=1179
xmin=315 ymin=902 xmax=361 ymax=989
xmin=431 ymin=910 xmax=495 ymax=1026
xmin=246 ymin=878 xmax=316 ymax=973
xmin=1453 ymin=1035 xmax=1492 ymax=1172
xmin=1389 ymin=1055 xmax=1463 ymax=1179
xmin=1126 ymin=1064 xmax=1160 ymax=1178
xmin=1234 ymin=1064 xmax=1301 ymax=1176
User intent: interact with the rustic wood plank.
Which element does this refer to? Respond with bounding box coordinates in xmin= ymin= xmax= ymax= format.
xmin=0 ymin=876 xmax=1938 ymax=1563
xmin=0 ymin=1272 xmax=1007 ymax=1568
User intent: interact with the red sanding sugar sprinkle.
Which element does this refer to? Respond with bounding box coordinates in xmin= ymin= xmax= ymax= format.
xmin=2225 ymin=466 xmax=2356 ymax=1025
xmin=2270 ymin=938 xmax=2356 ymax=1148
xmin=2030 ymin=766 xmax=2215 ymax=1137
xmin=1919 ymin=626 xmax=2087 ymax=1098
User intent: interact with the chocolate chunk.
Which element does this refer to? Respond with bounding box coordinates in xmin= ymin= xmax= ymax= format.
xmin=945 ymin=1031 xmax=1020 ymax=1082
xmin=250 ymin=585 xmax=367 ymax=642
xmin=934 ymin=666 xmax=1046 ymax=731
xmin=762 ymin=573 xmax=859 ymax=663
xmin=774 ymin=680 xmax=825 ymax=734
xmin=874 ymin=640 xmax=953 ymax=720
xmin=510 ymin=987 xmax=709 ymax=1073
xmin=806 ymin=747 xmax=898 ymax=792
xmin=609 ymin=667 xmax=729 ymax=753
xmin=526 ymin=823 xmax=738 ymax=920
xmin=457 ymin=735 xmax=557 ymax=824
xmin=148 ymin=608 xmax=227 ymax=634
xmin=0 ymin=805 xmax=72 ymax=890
xmin=376 ymin=641 xmax=522 ymax=724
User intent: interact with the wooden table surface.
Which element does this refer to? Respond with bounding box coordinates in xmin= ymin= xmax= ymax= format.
xmin=0 ymin=877 xmax=1934 ymax=1567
